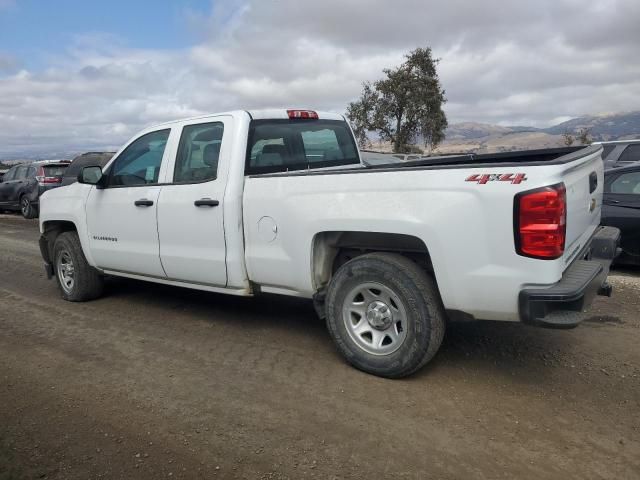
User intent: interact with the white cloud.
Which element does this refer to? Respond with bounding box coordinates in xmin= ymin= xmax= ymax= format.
xmin=1 ymin=0 xmax=639 ymax=157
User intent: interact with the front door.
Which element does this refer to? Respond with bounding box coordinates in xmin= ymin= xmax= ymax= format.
xmin=157 ymin=118 xmax=229 ymax=286
xmin=85 ymin=128 xmax=172 ymax=277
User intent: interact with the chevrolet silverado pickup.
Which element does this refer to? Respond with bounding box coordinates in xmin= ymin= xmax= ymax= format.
xmin=38 ymin=109 xmax=620 ymax=378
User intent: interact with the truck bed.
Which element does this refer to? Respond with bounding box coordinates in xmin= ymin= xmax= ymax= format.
xmin=364 ymin=146 xmax=598 ymax=170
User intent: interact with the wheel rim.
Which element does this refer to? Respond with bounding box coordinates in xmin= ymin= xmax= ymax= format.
xmin=56 ymin=250 xmax=75 ymax=293
xmin=342 ymin=282 xmax=408 ymax=355
xmin=21 ymin=197 xmax=29 ymax=215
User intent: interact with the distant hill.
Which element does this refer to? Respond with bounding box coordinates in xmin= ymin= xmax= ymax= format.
xmin=438 ymin=111 xmax=640 ymax=154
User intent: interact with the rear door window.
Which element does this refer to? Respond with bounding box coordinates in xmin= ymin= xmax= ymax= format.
xmin=173 ymin=122 xmax=224 ymax=183
xmin=246 ymin=119 xmax=359 ymax=174
xmin=2 ymin=167 xmax=17 ymax=181
xmin=15 ymin=166 xmax=28 ymax=179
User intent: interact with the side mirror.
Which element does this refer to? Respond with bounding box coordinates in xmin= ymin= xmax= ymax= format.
xmin=78 ymin=166 xmax=104 ymax=186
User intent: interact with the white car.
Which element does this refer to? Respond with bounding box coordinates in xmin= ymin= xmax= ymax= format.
xmin=38 ymin=109 xmax=620 ymax=378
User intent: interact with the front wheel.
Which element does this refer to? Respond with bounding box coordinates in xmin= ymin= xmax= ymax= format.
xmin=325 ymin=252 xmax=446 ymax=378
xmin=20 ymin=196 xmax=37 ymax=219
xmin=53 ymin=231 xmax=104 ymax=301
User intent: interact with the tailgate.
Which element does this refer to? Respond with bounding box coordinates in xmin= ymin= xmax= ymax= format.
xmin=562 ymin=149 xmax=603 ymax=264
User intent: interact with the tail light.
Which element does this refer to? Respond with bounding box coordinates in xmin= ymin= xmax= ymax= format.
xmin=514 ymin=183 xmax=566 ymax=259
xmin=287 ymin=109 xmax=318 ymax=119
xmin=35 ymin=166 xmax=62 ymax=186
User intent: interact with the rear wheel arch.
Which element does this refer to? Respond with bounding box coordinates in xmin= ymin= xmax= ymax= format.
xmin=311 ymin=231 xmax=438 ymax=290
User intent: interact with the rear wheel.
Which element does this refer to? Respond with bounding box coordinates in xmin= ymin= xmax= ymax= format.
xmin=325 ymin=252 xmax=446 ymax=378
xmin=53 ymin=231 xmax=104 ymax=301
xmin=20 ymin=196 xmax=37 ymax=219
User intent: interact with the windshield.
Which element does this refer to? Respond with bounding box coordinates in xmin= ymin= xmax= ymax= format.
xmin=245 ymin=119 xmax=359 ymax=174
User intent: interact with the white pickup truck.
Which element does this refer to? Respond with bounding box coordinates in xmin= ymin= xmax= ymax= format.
xmin=39 ymin=109 xmax=620 ymax=378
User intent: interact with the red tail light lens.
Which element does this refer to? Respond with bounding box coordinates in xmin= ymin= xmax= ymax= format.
xmin=287 ymin=109 xmax=319 ymax=119
xmin=36 ymin=167 xmax=62 ymax=185
xmin=514 ymin=183 xmax=566 ymax=259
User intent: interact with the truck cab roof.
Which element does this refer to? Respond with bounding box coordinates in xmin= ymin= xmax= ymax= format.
xmin=148 ymin=109 xmax=344 ymax=130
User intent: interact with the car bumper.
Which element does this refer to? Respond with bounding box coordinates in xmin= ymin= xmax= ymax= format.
xmin=519 ymin=226 xmax=621 ymax=328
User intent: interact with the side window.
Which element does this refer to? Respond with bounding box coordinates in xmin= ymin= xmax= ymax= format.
xmin=27 ymin=166 xmax=37 ymax=178
xmin=610 ymin=171 xmax=640 ymax=194
xmin=617 ymin=144 xmax=640 ymax=163
xmin=15 ymin=166 xmax=28 ymax=179
xmin=3 ymin=167 xmax=17 ymax=181
xmin=601 ymin=144 xmax=615 ymax=160
xmin=108 ymin=129 xmax=170 ymax=187
xmin=173 ymin=122 xmax=224 ymax=183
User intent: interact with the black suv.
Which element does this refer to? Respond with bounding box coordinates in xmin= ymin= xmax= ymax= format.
xmin=602 ymin=161 xmax=640 ymax=266
xmin=61 ymin=152 xmax=114 ymax=187
xmin=596 ymin=139 xmax=640 ymax=168
xmin=0 ymin=160 xmax=69 ymax=218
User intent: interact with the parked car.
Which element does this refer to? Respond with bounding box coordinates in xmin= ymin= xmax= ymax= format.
xmin=602 ymin=161 xmax=640 ymax=265
xmin=0 ymin=160 xmax=69 ymax=218
xmin=38 ymin=109 xmax=619 ymax=378
xmin=594 ymin=139 xmax=640 ymax=169
xmin=61 ymin=152 xmax=115 ymax=187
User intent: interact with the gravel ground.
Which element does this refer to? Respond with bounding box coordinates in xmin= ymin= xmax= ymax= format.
xmin=0 ymin=214 xmax=638 ymax=479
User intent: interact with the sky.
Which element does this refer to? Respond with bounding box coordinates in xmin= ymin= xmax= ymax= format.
xmin=0 ymin=0 xmax=639 ymax=158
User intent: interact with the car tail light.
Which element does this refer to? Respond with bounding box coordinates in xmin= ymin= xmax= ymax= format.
xmin=287 ymin=109 xmax=319 ymax=119
xmin=514 ymin=183 xmax=566 ymax=259
xmin=36 ymin=166 xmax=62 ymax=186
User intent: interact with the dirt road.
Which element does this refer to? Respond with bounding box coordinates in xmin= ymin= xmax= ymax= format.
xmin=0 ymin=214 xmax=638 ymax=479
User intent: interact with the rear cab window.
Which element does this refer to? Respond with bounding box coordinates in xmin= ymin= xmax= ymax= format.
xmin=42 ymin=165 xmax=67 ymax=177
xmin=246 ymin=119 xmax=359 ymax=175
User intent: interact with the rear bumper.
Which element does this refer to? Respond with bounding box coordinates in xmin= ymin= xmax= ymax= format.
xmin=519 ymin=226 xmax=621 ymax=328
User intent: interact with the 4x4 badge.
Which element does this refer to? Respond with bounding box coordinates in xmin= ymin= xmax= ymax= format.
xmin=465 ymin=173 xmax=527 ymax=185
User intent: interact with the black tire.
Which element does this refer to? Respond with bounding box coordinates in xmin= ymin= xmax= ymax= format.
xmin=20 ymin=195 xmax=37 ymax=219
xmin=325 ymin=252 xmax=446 ymax=378
xmin=53 ymin=231 xmax=104 ymax=302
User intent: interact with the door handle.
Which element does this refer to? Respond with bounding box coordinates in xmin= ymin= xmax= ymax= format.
xmin=134 ymin=199 xmax=154 ymax=207
xmin=194 ymin=198 xmax=219 ymax=207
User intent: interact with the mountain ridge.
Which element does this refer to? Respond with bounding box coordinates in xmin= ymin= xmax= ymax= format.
xmin=440 ymin=111 xmax=640 ymax=153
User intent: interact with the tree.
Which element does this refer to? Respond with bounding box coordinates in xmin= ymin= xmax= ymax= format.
xmin=562 ymin=129 xmax=575 ymax=146
xmin=576 ymin=127 xmax=592 ymax=145
xmin=346 ymin=47 xmax=447 ymax=153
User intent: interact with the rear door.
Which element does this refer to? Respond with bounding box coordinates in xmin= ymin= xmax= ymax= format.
xmin=0 ymin=166 xmax=17 ymax=204
xmin=602 ymin=168 xmax=640 ymax=257
xmin=85 ymin=128 xmax=173 ymax=277
xmin=9 ymin=166 xmax=29 ymax=207
xmin=156 ymin=117 xmax=229 ymax=286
